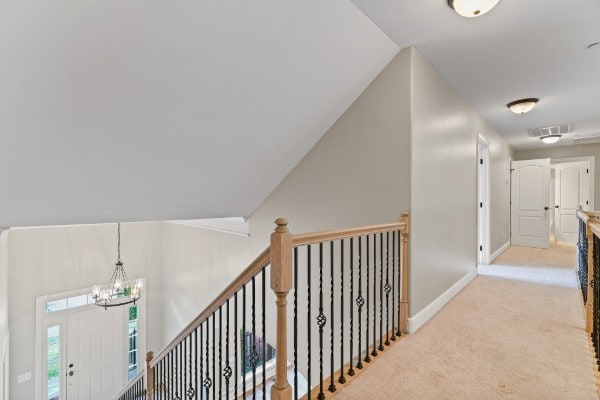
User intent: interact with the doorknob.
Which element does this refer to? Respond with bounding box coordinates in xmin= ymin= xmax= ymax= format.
xmin=68 ymin=363 xmax=74 ymax=368
xmin=68 ymin=371 xmax=74 ymax=376
xmin=544 ymin=207 xmax=549 ymax=210
xmin=555 ymin=205 xmax=559 ymax=208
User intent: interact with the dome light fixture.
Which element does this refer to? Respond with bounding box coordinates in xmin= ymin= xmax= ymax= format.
xmin=507 ymin=98 xmax=539 ymax=114
xmin=540 ymin=134 xmax=561 ymax=144
xmin=447 ymin=0 xmax=501 ymax=18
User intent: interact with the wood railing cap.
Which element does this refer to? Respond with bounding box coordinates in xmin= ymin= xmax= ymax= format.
xmin=274 ymin=218 xmax=289 ymax=233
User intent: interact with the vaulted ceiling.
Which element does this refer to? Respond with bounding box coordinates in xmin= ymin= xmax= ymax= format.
xmin=0 ymin=1 xmax=398 ymax=227
xmin=2 ymin=0 xmax=599 ymax=228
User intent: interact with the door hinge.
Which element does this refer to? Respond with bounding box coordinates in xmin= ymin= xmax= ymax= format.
xmin=480 ymin=202 xmax=483 ymax=208
xmin=479 ymin=245 xmax=483 ymax=251
xmin=587 ymin=201 xmax=590 ymax=205
xmin=587 ymin=169 xmax=589 ymax=174
xmin=480 ymin=159 xmax=483 ymax=165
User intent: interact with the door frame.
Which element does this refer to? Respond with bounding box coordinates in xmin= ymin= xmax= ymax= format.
xmin=34 ymin=283 xmax=146 ymax=400
xmin=478 ymin=134 xmax=491 ymax=265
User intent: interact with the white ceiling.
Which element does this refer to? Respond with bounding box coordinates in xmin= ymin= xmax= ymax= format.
xmin=0 ymin=0 xmax=398 ymax=227
xmin=351 ymin=0 xmax=600 ymax=151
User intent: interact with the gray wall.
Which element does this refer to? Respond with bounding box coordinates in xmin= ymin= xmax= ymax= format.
xmin=409 ymin=48 xmax=512 ymax=316
xmin=515 ymin=143 xmax=599 ymax=207
xmin=0 ymin=231 xmax=8 ymax=400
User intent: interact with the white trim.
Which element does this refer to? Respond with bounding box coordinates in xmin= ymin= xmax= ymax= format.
xmin=35 ymin=282 xmax=146 ymax=400
xmin=477 ymin=135 xmax=491 ymax=265
xmin=490 ymin=241 xmax=510 ymax=263
xmin=407 ymin=268 xmax=477 ymax=334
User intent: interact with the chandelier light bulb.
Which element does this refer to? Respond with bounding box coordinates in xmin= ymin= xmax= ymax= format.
xmin=447 ymin=0 xmax=501 ymax=18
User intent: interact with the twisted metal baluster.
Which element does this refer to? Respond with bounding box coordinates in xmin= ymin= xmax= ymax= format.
xmin=307 ymin=245 xmax=312 ymax=399
xmin=224 ymin=300 xmax=232 ymax=398
xmin=372 ymin=234 xmax=378 ymax=357
xmin=391 ymin=231 xmax=397 ymax=342
xmin=365 ymin=235 xmax=371 ymax=363
xmin=328 ymin=241 xmax=337 ymax=393
xmin=378 ymin=232 xmax=384 ymax=352
xmin=317 ymin=243 xmax=326 ymax=400
xmin=348 ymin=237 xmax=355 ymax=377
xmin=338 ymin=239 xmax=346 ymax=384
xmin=385 ymin=231 xmax=391 ymax=346
xmin=356 ymin=236 xmax=364 ymax=370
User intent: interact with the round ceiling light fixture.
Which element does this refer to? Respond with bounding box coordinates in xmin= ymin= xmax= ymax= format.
xmin=507 ymin=98 xmax=539 ymax=114
xmin=540 ymin=134 xmax=561 ymax=144
xmin=447 ymin=0 xmax=501 ymax=18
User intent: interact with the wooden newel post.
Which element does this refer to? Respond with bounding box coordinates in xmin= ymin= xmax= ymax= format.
xmin=270 ymin=218 xmax=293 ymax=400
xmin=146 ymin=351 xmax=154 ymax=397
xmin=400 ymin=212 xmax=410 ymax=335
xmin=586 ymin=225 xmax=594 ymax=334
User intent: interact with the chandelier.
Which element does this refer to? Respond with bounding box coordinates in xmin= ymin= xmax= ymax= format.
xmin=92 ymin=223 xmax=143 ymax=309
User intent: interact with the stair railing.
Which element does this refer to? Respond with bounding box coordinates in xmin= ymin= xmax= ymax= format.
xmin=114 ymin=213 xmax=409 ymax=400
xmin=577 ymin=210 xmax=600 ymax=371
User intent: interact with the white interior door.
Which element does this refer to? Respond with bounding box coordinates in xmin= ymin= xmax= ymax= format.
xmin=511 ymin=159 xmax=551 ymax=249
xmin=66 ymin=306 xmax=124 ymax=400
xmin=555 ymin=161 xmax=590 ymax=243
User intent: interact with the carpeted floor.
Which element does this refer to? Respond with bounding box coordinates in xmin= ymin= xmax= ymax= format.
xmin=335 ymin=242 xmax=599 ymax=399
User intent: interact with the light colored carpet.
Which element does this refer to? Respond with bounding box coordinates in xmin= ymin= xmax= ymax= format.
xmin=335 ymin=243 xmax=598 ymax=400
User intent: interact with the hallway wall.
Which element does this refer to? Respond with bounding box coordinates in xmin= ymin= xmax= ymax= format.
xmin=409 ymin=48 xmax=512 ymax=319
xmin=0 ymin=231 xmax=8 ymax=400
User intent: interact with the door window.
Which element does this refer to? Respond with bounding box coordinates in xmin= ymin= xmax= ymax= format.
xmin=47 ymin=325 xmax=60 ymax=400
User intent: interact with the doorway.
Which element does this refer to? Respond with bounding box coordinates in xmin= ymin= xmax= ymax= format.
xmin=510 ymin=157 xmax=594 ymax=248
xmin=35 ymin=287 xmax=145 ymax=400
xmin=478 ymin=136 xmax=491 ymax=264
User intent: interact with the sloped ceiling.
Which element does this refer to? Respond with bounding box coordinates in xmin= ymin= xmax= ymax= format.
xmin=0 ymin=0 xmax=398 ymax=227
xmin=351 ymin=0 xmax=600 ymax=150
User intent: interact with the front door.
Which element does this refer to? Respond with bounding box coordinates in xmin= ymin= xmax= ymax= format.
xmin=511 ymin=159 xmax=551 ymax=249
xmin=66 ymin=306 xmax=124 ymax=400
xmin=555 ymin=161 xmax=590 ymax=243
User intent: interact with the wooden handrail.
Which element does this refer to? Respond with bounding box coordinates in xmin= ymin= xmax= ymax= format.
xmin=292 ymin=221 xmax=406 ymax=247
xmin=150 ymin=247 xmax=271 ymax=367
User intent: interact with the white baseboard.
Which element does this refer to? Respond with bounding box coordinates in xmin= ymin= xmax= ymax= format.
xmin=490 ymin=241 xmax=510 ymax=263
xmin=407 ymin=267 xmax=478 ymax=334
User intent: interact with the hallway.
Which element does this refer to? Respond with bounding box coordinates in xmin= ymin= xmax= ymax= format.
xmin=335 ymin=242 xmax=598 ymax=399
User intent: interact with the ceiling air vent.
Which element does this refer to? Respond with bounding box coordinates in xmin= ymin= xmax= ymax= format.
xmin=527 ymin=124 xmax=573 ymax=138
xmin=572 ymin=136 xmax=600 ymax=145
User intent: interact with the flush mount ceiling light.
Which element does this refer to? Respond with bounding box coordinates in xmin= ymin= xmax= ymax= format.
xmin=507 ymin=98 xmax=539 ymax=114
xmin=447 ymin=0 xmax=500 ymax=17
xmin=540 ymin=134 xmax=561 ymax=144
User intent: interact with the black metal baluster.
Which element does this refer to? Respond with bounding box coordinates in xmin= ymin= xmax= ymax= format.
xmin=329 ymin=241 xmax=337 ymax=393
xmin=339 ymin=239 xmax=346 ymax=384
xmin=170 ymin=352 xmax=174 ymax=399
xmin=348 ymin=237 xmax=355 ymax=377
xmin=385 ymin=231 xmax=391 ymax=346
xmin=205 ymin=317 xmax=211 ymax=400
xmin=175 ymin=345 xmax=179 ymax=399
xmin=307 ymin=245 xmax=312 ymax=399
xmin=252 ymin=276 xmax=257 ymax=400
xmin=391 ymin=231 xmax=397 ymax=342
xmin=200 ymin=324 xmax=204 ymax=400
xmin=219 ymin=306 xmax=223 ymax=400
xmin=262 ymin=268 xmax=266 ymax=400
xmin=234 ymin=292 xmax=238 ymax=400
xmin=396 ymin=230 xmax=402 ymax=338
xmin=356 ymin=236 xmax=364 ymax=370
xmin=195 ymin=328 xmax=198 ymax=400
xmin=294 ymin=247 xmax=299 ymax=400
xmin=242 ymin=285 xmax=247 ymax=398
xmin=212 ymin=313 xmax=216 ymax=400
xmin=184 ymin=338 xmax=187 ymax=399
xmin=181 ymin=342 xmax=184 ymax=399
xmin=317 ymin=243 xmax=326 ymax=400
xmin=379 ymin=232 xmax=384 ymax=351
xmin=224 ymin=299 xmax=231 ymax=399
xmin=372 ymin=234 xmax=378 ymax=357
xmin=365 ymin=235 xmax=371 ymax=363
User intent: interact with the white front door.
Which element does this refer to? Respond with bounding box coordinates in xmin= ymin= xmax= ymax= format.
xmin=66 ymin=306 xmax=125 ymax=400
xmin=511 ymin=159 xmax=551 ymax=249
xmin=555 ymin=161 xmax=590 ymax=243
